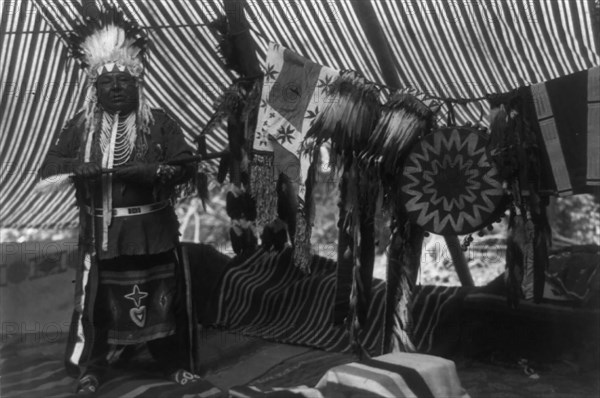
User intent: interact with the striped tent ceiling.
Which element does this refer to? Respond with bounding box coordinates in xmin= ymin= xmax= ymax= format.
xmin=1 ymin=0 xmax=598 ymax=229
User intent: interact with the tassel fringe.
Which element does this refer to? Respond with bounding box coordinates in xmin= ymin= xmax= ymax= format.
xmin=292 ymin=151 xmax=319 ymax=272
xmin=292 ymin=213 xmax=313 ymax=273
xmin=250 ymin=153 xmax=278 ymax=230
xmin=392 ymin=272 xmax=416 ymax=352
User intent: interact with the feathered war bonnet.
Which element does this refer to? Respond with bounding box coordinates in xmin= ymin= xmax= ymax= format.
xmin=66 ymin=5 xmax=154 ymax=163
xmin=67 ymin=5 xmax=149 ymax=80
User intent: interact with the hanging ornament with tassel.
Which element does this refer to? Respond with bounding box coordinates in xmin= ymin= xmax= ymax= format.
xmin=302 ymin=71 xmax=380 ymax=344
xmin=292 ymin=147 xmax=318 ymax=272
xmin=358 ymin=92 xmax=434 ymax=353
xmin=384 ymin=217 xmax=417 ymax=353
xmin=303 ymin=70 xmax=380 ymax=165
xmin=209 ymin=12 xmax=264 ymax=254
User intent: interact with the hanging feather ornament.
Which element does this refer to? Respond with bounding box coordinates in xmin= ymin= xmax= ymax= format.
xmin=292 ymin=149 xmax=318 ymax=272
xmin=226 ymin=184 xmax=258 ymax=255
xmin=487 ymin=96 xmax=519 ymax=184
xmin=208 ymin=11 xmax=263 ymax=254
xmin=353 ymin=163 xmax=379 ymax=323
xmin=209 ymin=15 xmax=243 ymax=76
xmin=384 ymin=217 xmax=420 ymax=353
xmin=194 ymin=135 xmax=210 ymax=210
xmin=302 ymin=71 xmax=380 ymax=346
xmin=355 ymin=92 xmax=433 ymax=353
xmin=301 ymin=70 xmax=380 ymax=276
xmin=277 ymin=172 xmax=298 ymax=243
xmin=304 ymin=71 xmax=380 ymax=164
xmin=301 ymin=68 xmax=380 ymax=264
xmin=208 ymin=12 xmax=261 ymax=182
xmin=346 ymin=156 xmax=377 ymax=358
xmin=505 ymin=204 xmax=526 ymax=308
xmin=240 ymin=80 xmax=261 ymax=177
xmin=225 ymin=88 xmax=261 ymax=254
xmin=332 ymin=157 xmax=357 ymax=326
xmin=360 ymin=92 xmax=434 ymax=179
xmin=533 ymin=205 xmax=551 ymax=303
xmin=488 ymin=90 xmax=551 ymax=306
xmin=300 ymin=69 xmax=380 ymax=272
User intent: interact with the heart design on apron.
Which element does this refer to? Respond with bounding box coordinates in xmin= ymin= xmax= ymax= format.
xmin=130 ymin=305 xmax=147 ymax=327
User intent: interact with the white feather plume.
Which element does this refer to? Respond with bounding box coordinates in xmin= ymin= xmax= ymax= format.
xmin=81 ymin=25 xmax=143 ymax=77
xmin=34 ymin=174 xmax=73 ymax=194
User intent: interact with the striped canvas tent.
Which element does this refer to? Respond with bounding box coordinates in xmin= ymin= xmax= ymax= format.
xmin=1 ymin=0 xmax=598 ymax=229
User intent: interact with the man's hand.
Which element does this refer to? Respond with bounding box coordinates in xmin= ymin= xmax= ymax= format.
xmin=156 ymin=165 xmax=183 ymax=184
xmin=73 ymin=162 xmax=102 ymax=179
xmin=114 ymin=162 xmax=158 ymax=184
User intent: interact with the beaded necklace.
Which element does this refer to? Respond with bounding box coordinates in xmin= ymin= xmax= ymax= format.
xmin=100 ymin=112 xmax=137 ymax=166
xmin=98 ymin=111 xmax=137 ymax=251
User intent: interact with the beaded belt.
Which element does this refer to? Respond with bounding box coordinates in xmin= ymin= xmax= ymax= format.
xmin=85 ymin=200 xmax=170 ymax=217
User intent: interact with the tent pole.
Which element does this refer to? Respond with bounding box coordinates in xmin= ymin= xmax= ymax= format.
xmin=350 ymin=1 xmax=402 ymax=88
xmin=444 ymin=235 xmax=474 ymax=287
xmin=351 ymin=1 xmax=425 ymax=354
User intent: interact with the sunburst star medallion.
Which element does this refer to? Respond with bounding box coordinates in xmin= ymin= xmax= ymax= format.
xmin=400 ymin=127 xmax=505 ymax=235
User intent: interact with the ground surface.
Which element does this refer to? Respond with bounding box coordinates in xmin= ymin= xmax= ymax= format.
xmin=1 ymin=330 xmax=599 ymax=397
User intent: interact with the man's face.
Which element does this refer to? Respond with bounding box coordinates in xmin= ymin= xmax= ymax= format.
xmin=96 ymin=71 xmax=139 ymax=114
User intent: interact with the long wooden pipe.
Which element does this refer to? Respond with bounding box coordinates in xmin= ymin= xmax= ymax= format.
xmin=99 ymin=150 xmax=229 ymax=174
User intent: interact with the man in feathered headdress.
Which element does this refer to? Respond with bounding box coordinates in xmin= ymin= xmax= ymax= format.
xmin=39 ymin=6 xmax=201 ymax=394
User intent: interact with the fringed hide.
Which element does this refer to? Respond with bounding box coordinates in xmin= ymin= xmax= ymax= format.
xmin=488 ymin=91 xmax=551 ymax=306
xmin=250 ymin=152 xmax=279 ymax=229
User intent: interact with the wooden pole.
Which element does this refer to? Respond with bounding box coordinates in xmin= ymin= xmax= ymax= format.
xmin=444 ymin=235 xmax=475 ymax=287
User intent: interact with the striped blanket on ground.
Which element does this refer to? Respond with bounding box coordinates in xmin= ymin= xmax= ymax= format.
xmin=315 ymin=353 xmax=469 ymax=398
xmin=230 ymin=353 xmax=469 ymax=398
xmin=214 ymin=247 xmax=470 ymax=356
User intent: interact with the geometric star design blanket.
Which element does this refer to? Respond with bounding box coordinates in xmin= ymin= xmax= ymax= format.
xmin=252 ymin=42 xmax=339 ymax=208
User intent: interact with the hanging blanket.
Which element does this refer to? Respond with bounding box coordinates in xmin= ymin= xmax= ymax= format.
xmin=530 ymin=66 xmax=600 ymax=196
xmin=213 ymin=248 xmax=472 ymax=356
xmin=252 ymin=42 xmax=339 ymax=196
xmin=215 ymin=248 xmax=386 ymax=355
